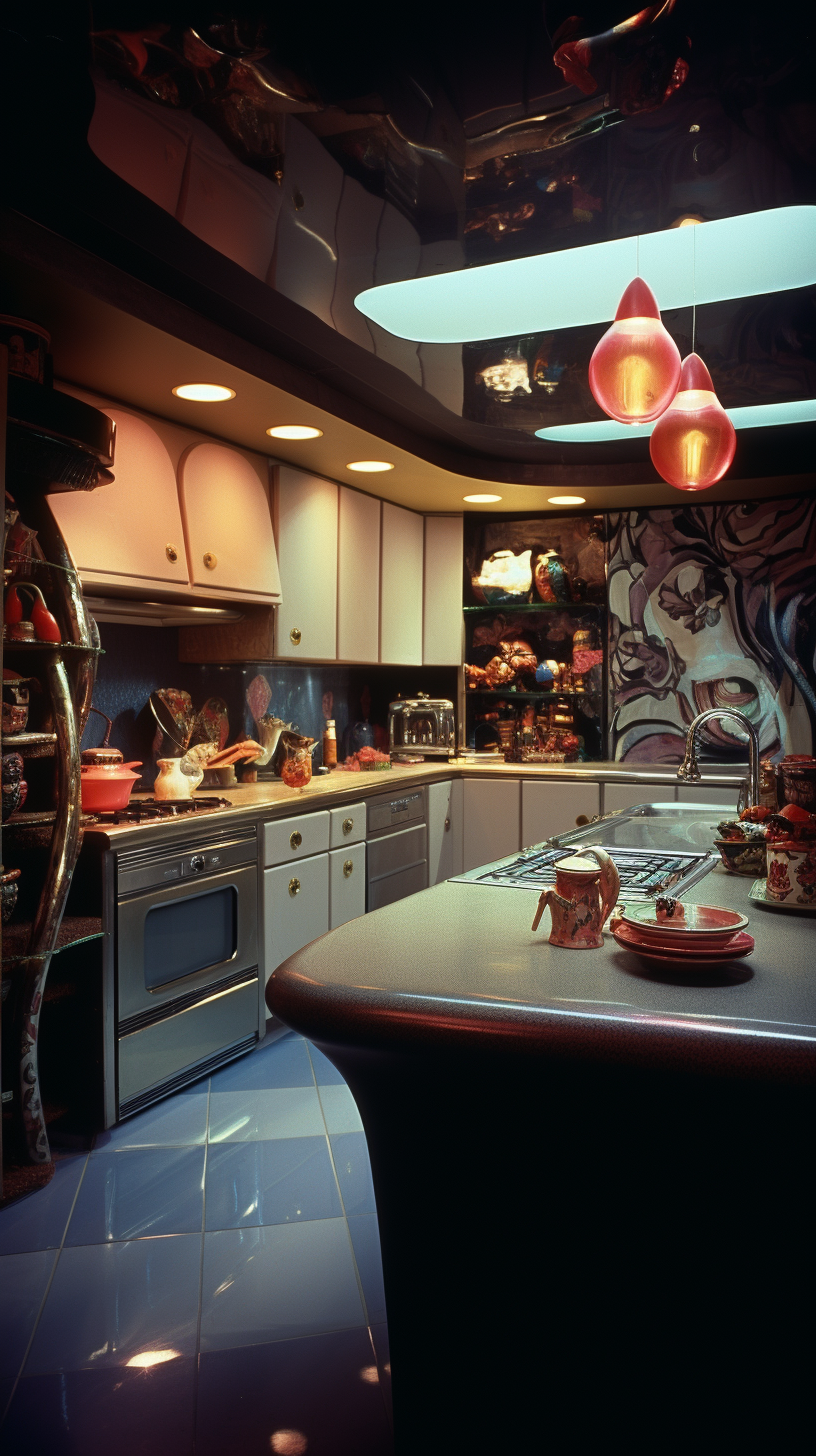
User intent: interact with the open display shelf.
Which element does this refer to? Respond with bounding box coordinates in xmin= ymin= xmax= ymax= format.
xmin=463 ymin=512 xmax=608 ymax=761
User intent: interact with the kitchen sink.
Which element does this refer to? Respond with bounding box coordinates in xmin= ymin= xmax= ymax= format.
xmin=453 ymin=802 xmax=724 ymax=900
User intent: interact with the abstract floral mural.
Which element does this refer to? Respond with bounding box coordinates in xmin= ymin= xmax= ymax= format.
xmin=608 ymin=497 xmax=816 ymax=764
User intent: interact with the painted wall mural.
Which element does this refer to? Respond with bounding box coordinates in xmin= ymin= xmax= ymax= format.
xmin=608 ymin=497 xmax=816 ymax=764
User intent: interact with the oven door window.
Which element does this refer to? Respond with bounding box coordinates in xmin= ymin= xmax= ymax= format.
xmin=143 ymin=885 xmax=237 ymax=990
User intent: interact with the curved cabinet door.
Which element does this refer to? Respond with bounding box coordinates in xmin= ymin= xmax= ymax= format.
xmin=48 ymin=388 xmax=190 ymax=590
xmin=178 ymin=442 xmax=281 ymax=598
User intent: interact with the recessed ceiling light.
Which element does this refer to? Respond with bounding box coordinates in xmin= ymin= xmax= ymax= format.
xmin=463 ymin=494 xmax=503 ymax=503
xmin=547 ymin=495 xmax=586 ymax=506
xmin=172 ymin=384 xmax=236 ymax=402
xmin=266 ymin=425 xmax=324 ymax=440
xmin=356 ymin=206 xmax=816 ymax=342
xmin=347 ymin=460 xmax=394 ymax=473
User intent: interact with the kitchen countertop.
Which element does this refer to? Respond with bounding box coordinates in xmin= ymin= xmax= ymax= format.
xmin=270 ymin=828 xmax=816 ymax=1085
xmin=85 ymin=757 xmax=747 ymax=844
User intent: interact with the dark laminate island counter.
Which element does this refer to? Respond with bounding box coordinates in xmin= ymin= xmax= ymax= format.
xmin=268 ymin=809 xmax=815 ymax=1454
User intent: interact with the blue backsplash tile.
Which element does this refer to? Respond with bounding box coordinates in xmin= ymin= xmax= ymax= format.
xmin=83 ymin=624 xmax=457 ymax=783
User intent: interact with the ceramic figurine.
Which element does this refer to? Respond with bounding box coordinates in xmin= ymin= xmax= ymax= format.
xmin=2 ymin=670 xmax=36 ymax=735
xmin=532 ymin=847 xmax=620 ymax=948
xmin=1 ymin=865 xmax=21 ymax=923
xmin=2 ymin=751 xmax=27 ymax=823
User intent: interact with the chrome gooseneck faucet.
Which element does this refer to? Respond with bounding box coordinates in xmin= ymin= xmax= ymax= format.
xmin=677 ymin=708 xmax=760 ymax=810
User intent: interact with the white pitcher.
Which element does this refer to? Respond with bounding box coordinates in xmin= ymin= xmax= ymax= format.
xmin=154 ymin=757 xmax=204 ymax=801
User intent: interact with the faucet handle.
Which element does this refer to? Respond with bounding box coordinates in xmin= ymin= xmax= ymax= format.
xmin=677 ymin=745 xmax=701 ymax=782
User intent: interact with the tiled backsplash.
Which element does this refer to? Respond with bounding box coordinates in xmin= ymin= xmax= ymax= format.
xmin=83 ymin=623 xmax=457 ymax=783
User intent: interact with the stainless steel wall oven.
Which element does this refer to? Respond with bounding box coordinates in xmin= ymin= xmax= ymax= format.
xmin=102 ymin=822 xmax=261 ymax=1123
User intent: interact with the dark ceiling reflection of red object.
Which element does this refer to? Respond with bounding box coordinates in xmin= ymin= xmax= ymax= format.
xmin=588 ymin=277 xmax=682 ymax=424
xmin=552 ymin=1 xmax=690 ymax=116
xmin=649 ymin=352 xmax=737 ymax=490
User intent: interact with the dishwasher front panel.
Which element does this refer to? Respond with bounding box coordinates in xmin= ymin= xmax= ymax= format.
xmin=366 ymin=821 xmax=427 ymax=910
xmin=368 ymin=860 xmax=427 ymax=911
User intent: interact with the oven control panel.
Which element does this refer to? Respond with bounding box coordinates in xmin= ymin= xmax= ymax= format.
xmin=117 ymin=827 xmax=257 ymax=896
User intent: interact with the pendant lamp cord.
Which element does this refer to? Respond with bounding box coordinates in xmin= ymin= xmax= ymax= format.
xmin=692 ymin=224 xmax=697 ymax=353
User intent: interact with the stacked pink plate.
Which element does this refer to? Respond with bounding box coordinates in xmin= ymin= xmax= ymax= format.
xmin=612 ymin=904 xmax=753 ymax=969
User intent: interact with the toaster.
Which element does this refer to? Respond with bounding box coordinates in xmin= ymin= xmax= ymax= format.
xmin=388 ymin=696 xmax=456 ymax=758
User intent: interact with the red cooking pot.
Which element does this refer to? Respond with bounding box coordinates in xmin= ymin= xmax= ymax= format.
xmin=80 ymin=761 xmax=142 ymax=811
xmin=80 ymin=707 xmax=142 ymax=811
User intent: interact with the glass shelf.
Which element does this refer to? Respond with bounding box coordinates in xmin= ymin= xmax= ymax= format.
xmin=467 ymin=689 xmax=599 ymax=700
xmin=463 ymin=600 xmax=604 ymax=614
xmin=1 ymin=732 xmax=57 ymax=757
xmin=2 ymin=917 xmax=105 ymax=967
xmin=1 ymin=640 xmax=103 ymax=654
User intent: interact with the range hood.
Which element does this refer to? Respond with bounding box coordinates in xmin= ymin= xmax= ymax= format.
xmin=84 ymin=597 xmax=244 ymax=627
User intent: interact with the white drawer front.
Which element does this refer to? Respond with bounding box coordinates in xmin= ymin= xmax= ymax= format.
xmin=329 ymin=843 xmax=366 ymax=929
xmin=263 ymin=854 xmax=329 ymax=980
xmin=264 ymin=811 xmax=330 ymax=867
xmin=329 ymin=802 xmax=367 ymax=848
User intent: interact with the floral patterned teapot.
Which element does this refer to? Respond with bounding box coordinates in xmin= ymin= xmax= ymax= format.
xmin=531 ymin=847 xmax=620 ymax=949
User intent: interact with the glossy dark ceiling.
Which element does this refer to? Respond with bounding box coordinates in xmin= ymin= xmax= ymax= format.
xmin=4 ymin=1 xmax=816 ymax=488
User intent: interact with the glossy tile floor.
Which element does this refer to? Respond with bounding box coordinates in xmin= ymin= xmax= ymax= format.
xmin=0 ymin=1032 xmax=393 ymax=1455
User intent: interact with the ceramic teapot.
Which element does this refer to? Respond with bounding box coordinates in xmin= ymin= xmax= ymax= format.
xmin=531 ymin=847 xmax=620 ymax=949
xmin=154 ymin=757 xmax=205 ymax=801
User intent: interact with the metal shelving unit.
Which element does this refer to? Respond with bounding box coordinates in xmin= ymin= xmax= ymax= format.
xmin=2 ymin=370 xmax=113 ymax=1187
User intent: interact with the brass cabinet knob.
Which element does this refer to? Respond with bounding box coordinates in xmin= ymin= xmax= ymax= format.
xmin=288 ymin=877 xmax=300 ymax=896
xmin=576 ymin=814 xmax=590 ymax=826
xmin=343 ymin=859 xmax=353 ymax=878
xmin=165 ymin=543 xmax=178 ymax=563
xmin=342 ymin=817 xmax=354 ymax=836
xmin=290 ymin=830 xmax=302 ymax=850
xmin=444 ymin=818 xmax=451 ymax=831
xmin=203 ymin=552 xmax=217 ymax=570
xmin=289 ymin=627 xmax=302 ymax=646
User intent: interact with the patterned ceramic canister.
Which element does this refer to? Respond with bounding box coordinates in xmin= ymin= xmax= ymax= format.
xmin=766 ymin=841 xmax=816 ymax=906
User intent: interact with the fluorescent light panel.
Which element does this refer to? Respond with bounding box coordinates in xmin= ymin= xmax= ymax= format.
xmin=535 ymin=399 xmax=816 ymax=442
xmin=356 ymin=207 xmax=816 ymax=343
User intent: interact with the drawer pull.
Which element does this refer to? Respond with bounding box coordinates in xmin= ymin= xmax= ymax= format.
xmin=288 ymin=877 xmax=300 ymax=896
xmin=290 ymin=627 xmax=302 ymax=646
xmin=343 ymin=860 xmax=354 ymax=878
xmin=289 ymin=830 xmax=302 ymax=850
xmin=342 ymin=817 xmax=354 ymax=836
xmin=165 ymin=543 xmax=178 ymax=563
xmin=203 ymin=551 xmax=217 ymax=570
xmin=444 ymin=818 xmax=451 ymax=831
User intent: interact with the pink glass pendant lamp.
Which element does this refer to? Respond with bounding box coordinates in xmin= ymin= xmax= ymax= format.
xmin=649 ymin=353 xmax=736 ymax=490
xmin=589 ymin=277 xmax=681 ymax=423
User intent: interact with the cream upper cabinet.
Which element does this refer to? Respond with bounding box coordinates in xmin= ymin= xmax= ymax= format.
xmin=177 ymin=442 xmax=281 ymax=599
xmin=275 ymin=467 xmax=338 ymax=660
xmin=337 ymin=486 xmax=380 ymax=662
xmin=380 ymin=501 xmax=423 ymax=664
xmin=423 ymin=515 xmax=463 ymax=666
xmin=48 ymin=389 xmax=190 ymax=592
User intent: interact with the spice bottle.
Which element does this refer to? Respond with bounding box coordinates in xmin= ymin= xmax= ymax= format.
xmin=322 ymin=719 xmax=337 ymax=769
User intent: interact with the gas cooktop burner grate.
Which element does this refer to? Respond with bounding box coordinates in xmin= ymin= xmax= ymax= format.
xmin=88 ymin=797 xmax=232 ymax=824
xmin=462 ymin=845 xmax=716 ymax=900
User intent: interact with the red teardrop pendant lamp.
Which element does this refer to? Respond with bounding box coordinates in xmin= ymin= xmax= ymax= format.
xmin=589 ymin=277 xmax=681 ymax=424
xmin=649 ymin=353 xmax=736 ymax=491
